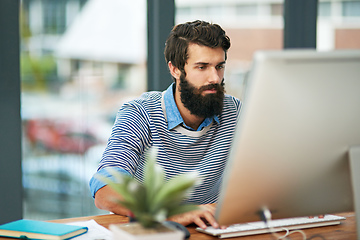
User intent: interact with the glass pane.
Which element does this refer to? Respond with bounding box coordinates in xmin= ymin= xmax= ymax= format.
xmin=271 ymin=3 xmax=283 ymax=16
xmin=236 ymin=4 xmax=258 ymax=16
xmin=175 ymin=0 xmax=284 ymax=101
xmin=317 ymin=0 xmax=360 ymax=51
xmin=318 ymin=2 xmax=331 ymax=17
xmin=343 ymin=1 xmax=360 ymax=16
xmin=20 ymin=0 xmax=147 ymax=220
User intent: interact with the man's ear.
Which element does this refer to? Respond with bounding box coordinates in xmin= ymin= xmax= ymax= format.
xmin=168 ymin=61 xmax=181 ymax=80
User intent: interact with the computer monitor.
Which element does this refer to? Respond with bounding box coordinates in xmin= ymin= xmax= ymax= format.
xmin=216 ymin=49 xmax=360 ymax=231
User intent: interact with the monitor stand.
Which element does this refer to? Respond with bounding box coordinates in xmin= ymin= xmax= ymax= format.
xmin=349 ymin=146 xmax=360 ymax=239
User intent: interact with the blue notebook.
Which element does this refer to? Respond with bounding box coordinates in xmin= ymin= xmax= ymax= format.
xmin=0 ymin=219 xmax=88 ymax=240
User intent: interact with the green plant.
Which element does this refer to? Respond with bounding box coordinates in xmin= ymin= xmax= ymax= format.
xmin=97 ymin=147 xmax=199 ymax=228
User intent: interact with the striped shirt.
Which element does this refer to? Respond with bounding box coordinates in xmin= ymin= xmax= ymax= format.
xmin=89 ymin=83 xmax=241 ymax=204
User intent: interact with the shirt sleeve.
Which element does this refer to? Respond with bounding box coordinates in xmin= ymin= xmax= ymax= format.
xmin=89 ymin=167 xmax=131 ymax=198
xmin=89 ymin=100 xmax=152 ymax=198
xmin=99 ymin=101 xmax=151 ymax=173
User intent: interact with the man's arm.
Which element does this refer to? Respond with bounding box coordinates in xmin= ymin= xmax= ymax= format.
xmin=94 ymin=185 xmax=130 ymax=216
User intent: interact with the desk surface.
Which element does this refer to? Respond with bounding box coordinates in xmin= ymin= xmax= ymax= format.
xmin=0 ymin=212 xmax=356 ymax=239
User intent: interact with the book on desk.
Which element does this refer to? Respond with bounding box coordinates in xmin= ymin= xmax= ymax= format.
xmin=0 ymin=219 xmax=88 ymax=240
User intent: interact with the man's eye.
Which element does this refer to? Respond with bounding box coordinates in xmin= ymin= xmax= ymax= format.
xmin=217 ymin=65 xmax=225 ymax=69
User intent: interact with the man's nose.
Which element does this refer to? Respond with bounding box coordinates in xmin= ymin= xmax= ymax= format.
xmin=208 ymin=67 xmax=221 ymax=84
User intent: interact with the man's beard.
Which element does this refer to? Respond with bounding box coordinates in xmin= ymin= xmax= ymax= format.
xmin=179 ymin=73 xmax=225 ymax=118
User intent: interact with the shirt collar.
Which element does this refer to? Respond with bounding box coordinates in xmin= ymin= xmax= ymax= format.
xmin=163 ymin=83 xmax=219 ymax=131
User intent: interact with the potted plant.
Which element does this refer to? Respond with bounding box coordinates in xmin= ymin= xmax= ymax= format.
xmin=97 ymin=147 xmax=199 ymax=240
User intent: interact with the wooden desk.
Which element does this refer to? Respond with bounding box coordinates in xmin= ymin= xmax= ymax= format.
xmin=0 ymin=212 xmax=356 ymax=239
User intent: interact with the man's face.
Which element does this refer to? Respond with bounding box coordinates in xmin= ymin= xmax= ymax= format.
xmin=179 ymin=73 xmax=225 ymax=118
xmin=178 ymin=43 xmax=226 ymax=118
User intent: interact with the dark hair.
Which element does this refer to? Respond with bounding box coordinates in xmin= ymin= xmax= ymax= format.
xmin=164 ymin=20 xmax=231 ymax=75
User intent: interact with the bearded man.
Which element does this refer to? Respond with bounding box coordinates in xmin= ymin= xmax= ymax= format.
xmin=89 ymin=20 xmax=241 ymax=229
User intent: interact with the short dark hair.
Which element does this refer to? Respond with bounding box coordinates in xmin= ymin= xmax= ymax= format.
xmin=164 ymin=20 xmax=231 ymax=75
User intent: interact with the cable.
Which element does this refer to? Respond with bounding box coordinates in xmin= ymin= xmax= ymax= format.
xmin=260 ymin=207 xmax=307 ymax=240
xmin=279 ymin=229 xmax=307 ymax=240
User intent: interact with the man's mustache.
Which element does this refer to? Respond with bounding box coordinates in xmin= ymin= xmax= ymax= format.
xmin=199 ymin=82 xmax=224 ymax=92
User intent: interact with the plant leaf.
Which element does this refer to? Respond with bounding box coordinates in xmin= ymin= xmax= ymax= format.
xmin=143 ymin=147 xmax=165 ymax=207
xmin=152 ymin=172 xmax=198 ymax=208
xmin=167 ymin=204 xmax=199 ymax=218
xmin=95 ymin=170 xmax=137 ymax=206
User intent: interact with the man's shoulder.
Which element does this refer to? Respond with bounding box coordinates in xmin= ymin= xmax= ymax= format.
xmin=117 ymin=91 xmax=164 ymax=123
xmin=223 ymin=94 xmax=241 ymax=110
xmin=224 ymin=94 xmax=240 ymax=102
xmin=138 ymin=91 xmax=162 ymax=101
xmin=126 ymin=91 xmax=162 ymax=107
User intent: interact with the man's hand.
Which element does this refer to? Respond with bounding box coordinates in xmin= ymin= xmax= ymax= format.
xmin=96 ymin=188 xmax=225 ymax=229
xmin=168 ymin=203 xmax=225 ymax=229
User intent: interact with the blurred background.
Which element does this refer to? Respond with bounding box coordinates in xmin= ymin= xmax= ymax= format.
xmin=19 ymin=0 xmax=360 ymax=220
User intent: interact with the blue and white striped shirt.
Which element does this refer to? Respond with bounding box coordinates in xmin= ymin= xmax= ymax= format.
xmin=89 ymin=83 xmax=241 ymax=204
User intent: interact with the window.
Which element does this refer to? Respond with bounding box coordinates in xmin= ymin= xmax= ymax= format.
xmin=271 ymin=3 xmax=283 ymax=16
xmin=343 ymin=1 xmax=360 ymax=17
xmin=318 ymin=2 xmax=331 ymax=17
xmin=236 ymin=4 xmax=258 ymax=17
xmin=21 ymin=0 xmax=147 ymax=220
xmin=317 ymin=0 xmax=360 ymax=50
xmin=175 ymin=0 xmax=283 ymax=100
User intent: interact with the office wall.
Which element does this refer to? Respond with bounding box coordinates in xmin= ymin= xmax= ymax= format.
xmin=0 ymin=0 xmax=23 ymax=224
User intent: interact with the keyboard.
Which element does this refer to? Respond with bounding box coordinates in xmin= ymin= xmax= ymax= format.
xmin=196 ymin=214 xmax=346 ymax=238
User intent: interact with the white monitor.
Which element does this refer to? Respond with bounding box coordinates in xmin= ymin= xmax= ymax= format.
xmin=216 ymin=49 xmax=360 ymax=231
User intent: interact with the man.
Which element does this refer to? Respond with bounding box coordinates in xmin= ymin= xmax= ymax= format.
xmin=89 ymin=20 xmax=241 ymax=229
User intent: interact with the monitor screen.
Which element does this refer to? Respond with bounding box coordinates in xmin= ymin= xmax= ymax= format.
xmin=216 ymin=49 xmax=360 ymax=225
